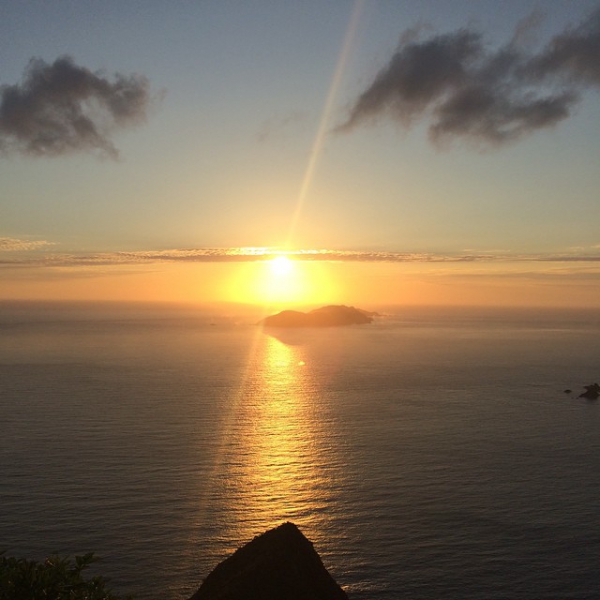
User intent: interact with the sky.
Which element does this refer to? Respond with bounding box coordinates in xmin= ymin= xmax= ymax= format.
xmin=1 ymin=0 xmax=600 ymax=308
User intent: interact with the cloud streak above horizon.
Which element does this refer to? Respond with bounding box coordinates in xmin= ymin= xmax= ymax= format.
xmin=0 ymin=56 xmax=150 ymax=158
xmin=0 ymin=237 xmax=53 ymax=251
xmin=337 ymin=5 xmax=600 ymax=146
xmin=3 ymin=246 xmax=600 ymax=268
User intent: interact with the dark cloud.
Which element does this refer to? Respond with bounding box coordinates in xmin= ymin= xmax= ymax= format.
xmin=338 ymin=6 xmax=600 ymax=146
xmin=0 ymin=56 xmax=150 ymax=158
xmin=528 ymin=8 xmax=600 ymax=85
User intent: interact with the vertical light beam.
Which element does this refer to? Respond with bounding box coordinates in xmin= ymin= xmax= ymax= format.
xmin=286 ymin=0 xmax=365 ymax=247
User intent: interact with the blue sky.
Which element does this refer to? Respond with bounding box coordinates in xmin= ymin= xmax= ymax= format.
xmin=1 ymin=1 xmax=599 ymax=306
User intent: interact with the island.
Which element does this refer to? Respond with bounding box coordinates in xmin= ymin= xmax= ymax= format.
xmin=563 ymin=382 xmax=599 ymax=400
xmin=579 ymin=383 xmax=600 ymax=400
xmin=261 ymin=305 xmax=376 ymax=328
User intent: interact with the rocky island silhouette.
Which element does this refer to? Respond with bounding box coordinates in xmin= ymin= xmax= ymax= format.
xmin=261 ymin=305 xmax=376 ymax=328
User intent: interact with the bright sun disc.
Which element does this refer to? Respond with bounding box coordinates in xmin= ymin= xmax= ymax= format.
xmin=270 ymin=256 xmax=293 ymax=276
xmin=225 ymin=255 xmax=337 ymax=306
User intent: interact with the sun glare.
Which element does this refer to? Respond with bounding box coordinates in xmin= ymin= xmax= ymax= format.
xmin=270 ymin=256 xmax=293 ymax=276
xmin=225 ymin=255 xmax=338 ymax=307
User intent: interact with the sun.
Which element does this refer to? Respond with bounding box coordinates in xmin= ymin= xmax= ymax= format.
xmin=224 ymin=253 xmax=338 ymax=307
xmin=265 ymin=256 xmax=296 ymax=301
xmin=269 ymin=256 xmax=293 ymax=276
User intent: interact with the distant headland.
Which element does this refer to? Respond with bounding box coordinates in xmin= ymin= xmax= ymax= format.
xmin=261 ymin=305 xmax=377 ymax=328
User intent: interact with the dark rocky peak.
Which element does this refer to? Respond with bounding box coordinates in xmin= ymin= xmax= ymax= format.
xmin=189 ymin=522 xmax=348 ymax=600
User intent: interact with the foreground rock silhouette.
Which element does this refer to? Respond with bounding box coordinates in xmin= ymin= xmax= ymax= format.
xmin=262 ymin=305 xmax=374 ymax=328
xmin=189 ymin=522 xmax=348 ymax=600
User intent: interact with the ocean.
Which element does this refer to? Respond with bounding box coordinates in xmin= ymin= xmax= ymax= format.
xmin=1 ymin=302 xmax=600 ymax=599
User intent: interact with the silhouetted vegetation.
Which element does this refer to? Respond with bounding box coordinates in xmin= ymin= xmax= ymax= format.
xmin=0 ymin=552 xmax=130 ymax=600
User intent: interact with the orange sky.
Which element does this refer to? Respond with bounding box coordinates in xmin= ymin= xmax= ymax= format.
xmin=2 ymin=257 xmax=600 ymax=310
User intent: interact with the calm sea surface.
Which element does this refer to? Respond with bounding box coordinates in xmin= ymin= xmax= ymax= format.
xmin=1 ymin=302 xmax=600 ymax=599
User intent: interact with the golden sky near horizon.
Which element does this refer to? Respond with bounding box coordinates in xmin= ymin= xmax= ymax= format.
xmin=1 ymin=2 xmax=599 ymax=308
xmin=2 ymin=253 xmax=600 ymax=309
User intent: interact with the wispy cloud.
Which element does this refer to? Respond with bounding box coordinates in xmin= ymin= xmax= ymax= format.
xmin=256 ymin=111 xmax=308 ymax=142
xmin=0 ymin=237 xmax=53 ymax=251
xmin=2 ymin=246 xmax=600 ymax=268
xmin=337 ymin=5 xmax=600 ymax=146
xmin=0 ymin=56 xmax=150 ymax=159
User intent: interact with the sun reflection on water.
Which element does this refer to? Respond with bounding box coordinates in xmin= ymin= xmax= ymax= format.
xmin=221 ymin=333 xmax=338 ymax=548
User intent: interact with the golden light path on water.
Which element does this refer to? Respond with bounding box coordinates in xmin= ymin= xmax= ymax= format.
xmin=186 ymin=1 xmax=363 ymax=563
xmin=219 ymin=332 xmax=341 ymax=549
